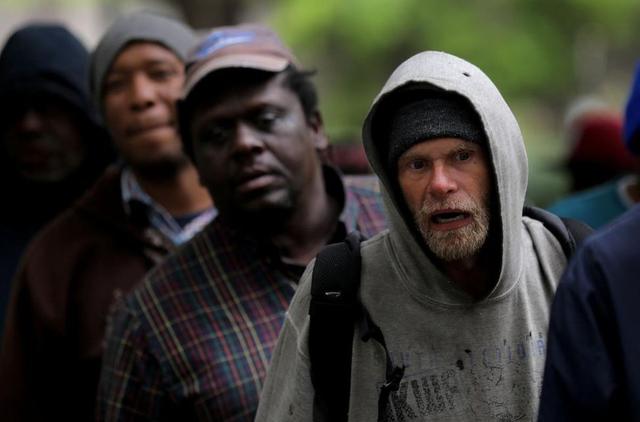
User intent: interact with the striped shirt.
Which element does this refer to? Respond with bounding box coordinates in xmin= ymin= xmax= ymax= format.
xmin=97 ymin=168 xmax=387 ymax=421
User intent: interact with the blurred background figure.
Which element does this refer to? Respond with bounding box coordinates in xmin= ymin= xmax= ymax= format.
xmin=0 ymin=12 xmax=213 ymax=421
xmin=326 ymin=143 xmax=371 ymax=174
xmin=548 ymin=86 xmax=640 ymax=229
xmin=0 ymin=23 xmax=114 ymax=334
xmin=549 ymin=74 xmax=640 ymax=229
xmin=561 ymin=97 xmax=637 ymax=193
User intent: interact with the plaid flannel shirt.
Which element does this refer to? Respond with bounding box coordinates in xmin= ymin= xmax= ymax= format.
xmin=97 ymin=169 xmax=388 ymax=421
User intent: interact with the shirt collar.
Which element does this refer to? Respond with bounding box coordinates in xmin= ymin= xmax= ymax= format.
xmin=120 ymin=166 xmax=216 ymax=245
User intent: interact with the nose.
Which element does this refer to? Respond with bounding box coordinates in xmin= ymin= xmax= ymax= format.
xmin=231 ymin=121 xmax=265 ymax=158
xmin=16 ymin=109 xmax=45 ymax=133
xmin=129 ymin=75 xmax=155 ymax=111
xmin=428 ymin=163 xmax=457 ymax=197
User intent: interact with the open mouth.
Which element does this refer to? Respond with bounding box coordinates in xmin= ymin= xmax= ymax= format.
xmin=431 ymin=211 xmax=470 ymax=224
xmin=427 ymin=209 xmax=475 ymax=231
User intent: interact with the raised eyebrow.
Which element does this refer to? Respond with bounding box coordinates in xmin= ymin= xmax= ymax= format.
xmin=450 ymin=144 xmax=478 ymax=155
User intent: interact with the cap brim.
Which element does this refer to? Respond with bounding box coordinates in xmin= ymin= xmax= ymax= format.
xmin=182 ymin=53 xmax=290 ymax=99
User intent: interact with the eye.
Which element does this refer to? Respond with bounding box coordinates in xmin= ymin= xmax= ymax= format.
xmin=148 ymin=66 xmax=177 ymax=81
xmin=103 ymin=77 xmax=126 ymax=94
xmin=253 ymin=109 xmax=281 ymax=131
xmin=456 ymin=150 xmax=472 ymax=161
xmin=197 ymin=123 xmax=231 ymax=147
xmin=408 ymin=159 xmax=427 ymax=170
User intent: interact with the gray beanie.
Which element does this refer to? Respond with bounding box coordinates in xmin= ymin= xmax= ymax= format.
xmin=387 ymin=92 xmax=486 ymax=171
xmin=90 ymin=11 xmax=196 ymax=108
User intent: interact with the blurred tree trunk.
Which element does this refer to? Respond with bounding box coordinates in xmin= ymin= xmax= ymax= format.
xmin=167 ymin=0 xmax=249 ymax=29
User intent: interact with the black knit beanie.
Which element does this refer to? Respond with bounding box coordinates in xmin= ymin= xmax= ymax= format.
xmin=386 ymin=92 xmax=486 ymax=172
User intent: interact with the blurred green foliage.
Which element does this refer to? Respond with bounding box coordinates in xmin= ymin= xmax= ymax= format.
xmin=267 ymin=0 xmax=640 ymax=205
xmin=270 ymin=0 xmax=639 ymax=135
xmin=1 ymin=0 xmax=102 ymax=7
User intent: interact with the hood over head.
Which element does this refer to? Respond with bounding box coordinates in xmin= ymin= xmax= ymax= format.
xmin=362 ymin=51 xmax=528 ymax=301
xmin=0 ymin=23 xmax=114 ymax=218
xmin=0 ymin=23 xmax=100 ymax=127
xmin=0 ymin=23 xmax=115 ymax=219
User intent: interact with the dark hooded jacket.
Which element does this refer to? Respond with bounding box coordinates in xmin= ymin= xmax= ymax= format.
xmin=0 ymin=166 xmax=173 ymax=421
xmin=0 ymin=24 xmax=114 ymax=333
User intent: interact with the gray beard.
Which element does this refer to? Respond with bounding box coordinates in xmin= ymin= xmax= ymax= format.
xmin=414 ymin=193 xmax=490 ymax=262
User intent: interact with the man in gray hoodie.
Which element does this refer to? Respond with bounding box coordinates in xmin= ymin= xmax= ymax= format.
xmin=256 ymin=51 xmax=570 ymax=421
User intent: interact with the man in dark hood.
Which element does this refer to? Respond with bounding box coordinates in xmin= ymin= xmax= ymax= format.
xmin=0 ymin=23 xmax=114 ymax=335
xmin=0 ymin=12 xmax=213 ymax=421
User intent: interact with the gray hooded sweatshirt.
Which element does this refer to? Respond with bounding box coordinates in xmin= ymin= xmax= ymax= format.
xmin=256 ymin=51 xmax=568 ymax=422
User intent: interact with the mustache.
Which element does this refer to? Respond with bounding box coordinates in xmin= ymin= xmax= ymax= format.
xmin=418 ymin=196 xmax=482 ymax=216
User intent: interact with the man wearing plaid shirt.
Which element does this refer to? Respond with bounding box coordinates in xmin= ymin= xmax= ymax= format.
xmin=97 ymin=24 xmax=388 ymax=421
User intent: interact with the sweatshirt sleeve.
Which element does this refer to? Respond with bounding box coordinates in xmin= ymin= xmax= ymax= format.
xmin=255 ymin=264 xmax=316 ymax=422
xmin=97 ymin=298 xmax=169 ymax=421
xmin=538 ymin=243 xmax=620 ymax=421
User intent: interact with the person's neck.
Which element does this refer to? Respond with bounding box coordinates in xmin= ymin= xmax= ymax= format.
xmin=132 ymin=164 xmax=213 ymax=216
xmin=272 ymin=171 xmax=340 ymax=266
xmin=440 ymin=252 xmax=493 ymax=300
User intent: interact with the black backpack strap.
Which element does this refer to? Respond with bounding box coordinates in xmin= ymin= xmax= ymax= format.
xmin=309 ymin=231 xmax=405 ymax=421
xmin=523 ymin=205 xmax=593 ymax=257
xmin=360 ymin=308 xmax=405 ymax=422
xmin=559 ymin=216 xmax=593 ymax=248
xmin=309 ymin=231 xmax=363 ymax=422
